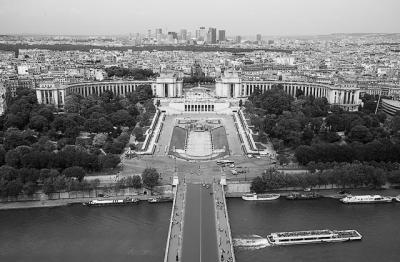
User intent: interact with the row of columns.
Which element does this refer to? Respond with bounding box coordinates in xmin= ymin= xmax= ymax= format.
xmin=37 ymin=89 xmax=65 ymax=107
xmin=333 ymin=90 xmax=356 ymax=105
xmin=184 ymin=104 xmax=215 ymax=112
xmin=242 ymin=83 xmax=329 ymax=99
xmin=66 ymin=83 xmax=148 ymax=97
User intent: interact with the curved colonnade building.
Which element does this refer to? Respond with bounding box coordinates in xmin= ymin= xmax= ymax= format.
xmin=36 ymin=72 xmax=361 ymax=112
xmin=381 ymin=99 xmax=400 ymax=116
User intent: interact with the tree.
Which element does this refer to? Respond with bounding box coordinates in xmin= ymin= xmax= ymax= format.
xmin=322 ymin=131 xmax=341 ymax=143
xmin=62 ymin=166 xmax=86 ymax=182
xmin=0 ymin=145 xmax=6 ymax=165
xmin=250 ymin=176 xmax=266 ymax=193
xmin=64 ymin=94 xmax=83 ymax=113
xmin=277 ymin=154 xmax=289 ymax=165
xmin=5 ymin=149 xmax=22 ymax=168
xmin=98 ymin=117 xmax=114 ymax=133
xmin=23 ymin=181 xmax=37 ymax=195
xmin=5 ymin=180 xmax=23 ymax=197
xmin=142 ymin=168 xmax=160 ymax=190
xmin=3 ymin=129 xmax=27 ymax=150
xmin=126 ymin=175 xmax=142 ymax=189
xmin=42 ymin=177 xmax=56 ymax=194
xmin=99 ymin=154 xmax=121 ymax=169
xmin=110 ymin=109 xmax=132 ymax=127
xmin=93 ymin=133 xmax=108 ymax=147
xmin=348 ymin=125 xmax=373 ymax=143
xmin=4 ymin=113 xmax=25 ymax=129
xmin=133 ymin=127 xmax=144 ymax=142
xmin=326 ymin=114 xmax=345 ymax=132
xmin=295 ymin=88 xmax=304 ymax=98
xmin=29 ymin=115 xmax=49 ymax=132
xmin=249 ymin=87 xmax=294 ymax=115
xmin=0 ymin=165 xmax=21 ymax=197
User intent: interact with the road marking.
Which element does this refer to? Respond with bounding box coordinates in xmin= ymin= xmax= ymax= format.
xmin=199 ymin=184 xmax=202 ymax=262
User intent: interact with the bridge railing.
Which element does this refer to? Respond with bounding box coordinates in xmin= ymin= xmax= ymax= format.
xmin=163 ymin=185 xmax=178 ymax=262
xmin=221 ymin=185 xmax=236 ymax=262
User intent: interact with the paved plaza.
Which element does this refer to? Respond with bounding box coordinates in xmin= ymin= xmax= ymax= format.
xmin=186 ymin=131 xmax=213 ymax=157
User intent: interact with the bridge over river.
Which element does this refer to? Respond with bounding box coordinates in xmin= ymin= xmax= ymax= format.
xmin=164 ymin=179 xmax=235 ymax=262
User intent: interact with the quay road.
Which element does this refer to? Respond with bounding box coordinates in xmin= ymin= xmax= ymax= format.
xmin=181 ymin=183 xmax=219 ymax=262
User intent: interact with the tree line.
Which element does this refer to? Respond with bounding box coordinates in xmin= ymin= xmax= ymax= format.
xmin=245 ymin=88 xmax=399 ymax=164
xmin=105 ymin=66 xmax=156 ymax=80
xmin=183 ymin=76 xmax=215 ymax=84
xmin=250 ymin=163 xmax=398 ymax=194
xmin=0 ymin=84 xmax=155 ymax=197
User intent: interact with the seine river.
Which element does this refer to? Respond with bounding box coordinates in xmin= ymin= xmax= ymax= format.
xmin=1 ymin=194 xmax=400 ymax=262
xmin=228 ymin=196 xmax=400 ymax=262
xmin=0 ymin=203 xmax=171 ymax=262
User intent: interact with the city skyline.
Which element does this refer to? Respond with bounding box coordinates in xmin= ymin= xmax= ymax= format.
xmin=0 ymin=0 xmax=399 ymax=36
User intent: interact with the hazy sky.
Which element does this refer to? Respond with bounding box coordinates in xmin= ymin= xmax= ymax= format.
xmin=0 ymin=0 xmax=399 ymax=36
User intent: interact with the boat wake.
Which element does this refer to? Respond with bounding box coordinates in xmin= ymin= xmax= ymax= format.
xmin=233 ymin=235 xmax=270 ymax=250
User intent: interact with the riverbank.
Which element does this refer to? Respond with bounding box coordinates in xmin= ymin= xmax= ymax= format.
xmin=0 ymin=193 xmax=173 ymax=211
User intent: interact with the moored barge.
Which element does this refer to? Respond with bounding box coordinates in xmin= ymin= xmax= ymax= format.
xmin=286 ymin=192 xmax=321 ymax=200
xmin=147 ymin=196 xmax=173 ymax=203
xmin=242 ymin=193 xmax=280 ymax=201
xmin=84 ymin=197 xmax=139 ymax=206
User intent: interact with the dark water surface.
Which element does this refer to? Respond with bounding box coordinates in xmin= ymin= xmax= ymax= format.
xmin=227 ymin=198 xmax=400 ymax=262
xmin=0 ymin=202 xmax=171 ymax=262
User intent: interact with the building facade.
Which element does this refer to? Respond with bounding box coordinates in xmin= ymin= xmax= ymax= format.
xmin=215 ymin=71 xmax=361 ymax=111
xmin=381 ymin=99 xmax=400 ymax=115
xmin=36 ymin=71 xmax=362 ymax=112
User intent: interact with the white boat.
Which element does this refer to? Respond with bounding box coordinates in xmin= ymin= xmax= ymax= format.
xmin=242 ymin=193 xmax=280 ymax=201
xmin=84 ymin=197 xmax=139 ymax=206
xmin=266 ymin=229 xmax=362 ymax=246
xmin=340 ymin=195 xmax=392 ymax=204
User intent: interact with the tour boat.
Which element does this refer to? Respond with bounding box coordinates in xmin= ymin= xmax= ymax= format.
xmin=242 ymin=193 xmax=280 ymax=201
xmin=286 ymin=192 xmax=321 ymax=200
xmin=84 ymin=197 xmax=139 ymax=206
xmin=266 ymin=229 xmax=362 ymax=246
xmin=340 ymin=195 xmax=392 ymax=204
xmin=147 ymin=196 xmax=173 ymax=203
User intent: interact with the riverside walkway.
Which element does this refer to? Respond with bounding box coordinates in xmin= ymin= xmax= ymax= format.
xmin=214 ymin=182 xmax=236 ymax=262
xmin=164 ymin=179 xmax=235 ymax=262
xmin=164 ymin=183 xmax=186 ymax=262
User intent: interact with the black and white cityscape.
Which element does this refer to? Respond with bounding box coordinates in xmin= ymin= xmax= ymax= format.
xmin=1 ymin=0 xmax=400 ymax=262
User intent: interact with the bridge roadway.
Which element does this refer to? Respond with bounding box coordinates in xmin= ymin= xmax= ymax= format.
xmin=181 ymin=183 xmax=219 ymax=262
xmin=164 ymin=180 xmax=235 ymax=262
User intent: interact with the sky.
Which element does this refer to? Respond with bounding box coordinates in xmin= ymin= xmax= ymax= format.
xmin=0 ymin=0 xmax=399 ymax=36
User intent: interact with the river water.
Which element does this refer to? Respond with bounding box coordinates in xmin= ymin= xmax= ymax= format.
xmin=2 ymin=194 xmax=400 ymax=262
xmin=227 ymin=197 xmax=400 ymax=262
xmin=0 ymin=202 xmax=171 ymax=262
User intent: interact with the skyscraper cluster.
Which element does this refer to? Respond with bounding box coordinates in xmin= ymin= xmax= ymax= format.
xmin=147 ymin=27 xmax=226 ymax=44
